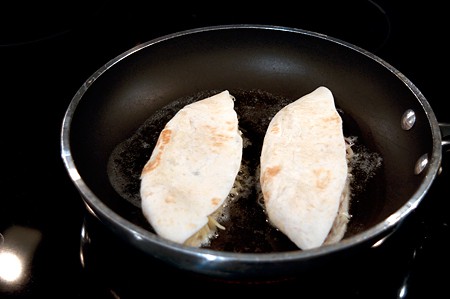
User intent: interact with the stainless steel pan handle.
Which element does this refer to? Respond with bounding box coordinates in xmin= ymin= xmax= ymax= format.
xmin=440 ymin=122 xmax=450 ymax=152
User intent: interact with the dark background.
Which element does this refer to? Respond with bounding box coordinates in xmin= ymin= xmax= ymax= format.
xmin=1 ymin=1 xmax=448 ymax=297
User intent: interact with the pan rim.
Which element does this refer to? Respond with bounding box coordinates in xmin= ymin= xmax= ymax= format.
xmin=60 ymin=24 xmax=443 ymax=270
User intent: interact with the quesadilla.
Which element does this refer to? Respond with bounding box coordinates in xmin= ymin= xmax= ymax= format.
xmin=259 ymin=86 xmax=351 ymax=250
xmin=140 ymin=90 xmax=243 ymax=246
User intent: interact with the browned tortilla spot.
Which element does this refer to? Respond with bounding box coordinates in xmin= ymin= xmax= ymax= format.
xmin=270 ymin=124 xmax=280 ymax=134
xmin=212 ymin=142 xmax=224 ymax=148
xmin=211 ymin=197 xmax=221 ymax=206
xmin=313 ymin=168 xmax=331 ymax=189
xmin=226 ymin=120 xmax=235 ymax=131
xmin=322 ymin=114 xmax=340 ymax=124
xmin=164 ymin=195 xmax=176 ymax=204
xmin=142 ymin=129 xmax=172 ymax=174
xmin=261 ymin=165 xmax=281 ymax=186
xmin=160 ymin=128 xmax=172 ymax=144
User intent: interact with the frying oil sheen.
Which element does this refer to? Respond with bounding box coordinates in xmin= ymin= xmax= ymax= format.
xmin=107 ymin=89 xmax=383 ymax=253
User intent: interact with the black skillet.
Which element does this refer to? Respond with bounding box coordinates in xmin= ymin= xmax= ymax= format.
xmin=61 ymin=25 xmax=449 ymax=280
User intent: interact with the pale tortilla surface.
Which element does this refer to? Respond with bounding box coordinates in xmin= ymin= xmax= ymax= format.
xmin=260 ymin=86 xmax=348 ymax=250
xmin=140 ymin=90 xmax=243 ymax=245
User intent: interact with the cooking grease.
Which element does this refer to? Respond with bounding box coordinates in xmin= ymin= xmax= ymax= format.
xmin=107 ymin=89 xmax=383 ymax=253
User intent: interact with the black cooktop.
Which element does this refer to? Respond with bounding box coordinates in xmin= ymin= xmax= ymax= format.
xmin=1 ymin=1 xmax=449 ymax=298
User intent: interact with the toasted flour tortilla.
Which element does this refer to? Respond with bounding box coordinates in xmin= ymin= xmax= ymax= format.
xmin=260 ymin=86 xmax=350 ymax=250
xmin=140 ymin=90 xmax=243 ymax=246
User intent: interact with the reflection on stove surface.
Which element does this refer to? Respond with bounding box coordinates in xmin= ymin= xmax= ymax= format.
xmin=77 ymin=201 xmax=441 ymax=298
xmin=0 ymin=227 xmax=42 ymax=291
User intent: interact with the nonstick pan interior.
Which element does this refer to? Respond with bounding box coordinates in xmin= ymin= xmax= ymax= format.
xmin=65 ymin=25 xmax=439 ymax=257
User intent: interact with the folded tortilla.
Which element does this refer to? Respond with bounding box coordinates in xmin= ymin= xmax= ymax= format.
xmin=260 ymin=86 xmax=350 ymax=250
xmin=140 ymin=90 xmax=243 ymax=246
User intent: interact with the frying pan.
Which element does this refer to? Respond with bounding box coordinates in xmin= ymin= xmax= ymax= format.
xmin=60 ymin=24 xmax=449 ymax=280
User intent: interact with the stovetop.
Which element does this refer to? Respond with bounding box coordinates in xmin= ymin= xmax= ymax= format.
xmin=1 ymin=1 xmax=449 ymax=298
